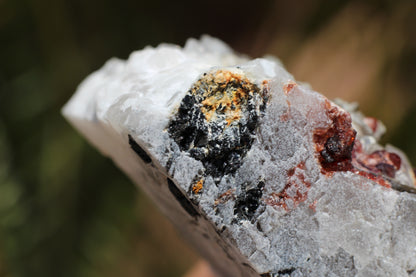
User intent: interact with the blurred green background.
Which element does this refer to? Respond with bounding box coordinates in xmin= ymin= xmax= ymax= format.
xmin=0 ymin=0 xmax=415 ymax=276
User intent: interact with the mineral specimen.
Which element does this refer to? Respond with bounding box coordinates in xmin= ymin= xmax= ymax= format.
xmin=62 ymin=35 xmax=416 ymax=277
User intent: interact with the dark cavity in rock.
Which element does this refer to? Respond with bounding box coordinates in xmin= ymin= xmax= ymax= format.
xmin=168 ymin=70 xmax=268 ymax=180
xmin=128 ymin=134 xmax=152 ymax=164
xmin=277 ymin=268 xmax=296 ymax=275
xmin=167 ymin=177 xmax=200 ymax=218
xmin=234 ymin=181 xmax=264 ymax=220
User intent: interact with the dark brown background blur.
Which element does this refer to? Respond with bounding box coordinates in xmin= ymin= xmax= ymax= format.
xmin=1 ymin=0 xmax=416 ymax=276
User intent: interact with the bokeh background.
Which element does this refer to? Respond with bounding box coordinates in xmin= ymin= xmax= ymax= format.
xmin=1 ymin=0 xmax=416 ymax=276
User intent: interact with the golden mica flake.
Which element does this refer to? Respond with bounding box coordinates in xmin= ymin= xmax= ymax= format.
xmin=195 ymin=70 xmax=263 ymax=127
xmin=192 ymin=179 xmax=204 ymax=194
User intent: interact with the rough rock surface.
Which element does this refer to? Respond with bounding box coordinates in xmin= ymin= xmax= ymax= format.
xmin=63 ymin=35 xmax=416 ymax=277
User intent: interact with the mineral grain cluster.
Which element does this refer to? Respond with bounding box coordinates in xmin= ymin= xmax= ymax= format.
xmin=63 ymin=36 xmax=416 ymax=277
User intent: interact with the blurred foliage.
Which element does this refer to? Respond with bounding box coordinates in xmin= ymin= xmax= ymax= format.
xmin=0 ymin=0 xmax=415 ymax=277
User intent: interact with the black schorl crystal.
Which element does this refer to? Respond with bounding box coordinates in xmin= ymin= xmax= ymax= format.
xmin=167 ymin=177 xmax=200 ymax=218
xmin=234 ymin=181 xmax=264 ymax=220
xmin=168 ymin=70 xmax=268 ymax=180
xmin=128 ymin=134 xmax=152 ymax=164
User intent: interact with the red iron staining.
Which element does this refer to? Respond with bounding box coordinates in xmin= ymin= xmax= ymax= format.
xmin=314 ymin=100 xmax=357 ymax=173
xmin=262 ymin=80 xmax=270 ymax=91
xmin=266 ymin=162 xmax=311 ymax=211
xmin=354 ymin=170 xmax=391 ymax=188
xmin=280 ymin=81 xmax=294 ymax=121
xmin=280 ymin=112 xmax=291 ymax=122
xmin=283 ymin=81 xmax=297 ymax=95
xmin=363 ymin=117 xmax=378 ymax=133
xmin=413 ymin=169 xmax=416 ymax=188
xmin=215 ymin=189 xmax=236 ymax=206
xmin=313 ymin=101 xmax=399 ymax=188
xmin=354 ymin=150 xmax=401 ymax=178
xmin=388 ymin=152 xmax=402 ymax=170
xmin=309 ymin=199 xmax=318 ymax=212
xmin=280 ymin=101 xmax=292 ymax=122
xmin=350 ymin=140 xmax=402 ymax=187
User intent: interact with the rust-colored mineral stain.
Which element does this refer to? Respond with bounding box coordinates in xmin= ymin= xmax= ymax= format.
xmin=351 ymin=140 xmax=401 ymax=187
xmin=354 ymin=170 xmax=391 ymax=188
xmin=388 ymin=152 xmax=402 ymax=170
xmin=313 ymin=100 xmax=356 ymax=173
xmin=214 ymin=188 xmax=236 ymax=205
xmin=355 ymin=150 xmax=401 ymax=178
xmin=280 ymin=99 xmax=293 ymax=121
xmin=312 ymin=101 xmax=395 ymax=188
xmin=266 ymin=162 xmax=310 ymax=211
xmin=309 ymin=199 xmax=318 ymax=212
xmin=192 ymin=179 xmax=204 ymax=194
xmin=262 ymin=80 xmax=270 ymax=86
xmin=287 ymin=161 xmax=305 ymax=177
xmin=363 ymin=117 xmax=379 ymax=133
xmin=280 ymin=113 xmax=290 ymax=122
xmin=283 ymin=81 xmax=297 ymax=95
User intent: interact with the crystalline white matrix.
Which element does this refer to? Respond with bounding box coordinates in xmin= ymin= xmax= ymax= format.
xmin=63 ymin=35 xmax=416 ymax=277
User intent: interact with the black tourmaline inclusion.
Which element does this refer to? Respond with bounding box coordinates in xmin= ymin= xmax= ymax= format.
xmin=168 ymin=70 xmax=268 ymax=180
xmin=128 ymin=134 xmax=152 ymax=164
xmin=234 ymin=181 xmax=264 ymax=220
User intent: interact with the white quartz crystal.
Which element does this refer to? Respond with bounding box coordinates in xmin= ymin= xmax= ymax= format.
xmin=63 ymin=35 xmax=416 ymax=277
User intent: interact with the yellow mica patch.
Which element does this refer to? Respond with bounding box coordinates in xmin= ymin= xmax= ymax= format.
xmin=192 ymin=179 xmax=204 ymax=194
xmin=195 ymin=70 xmax=257 ymax=126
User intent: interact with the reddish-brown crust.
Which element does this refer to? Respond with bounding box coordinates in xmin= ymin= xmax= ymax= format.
xmin=353 ymin=170 xmax=391 ymax=188
xmin=266 ymin=162 xmax=311 ymax=211
xmin=312 ymin=100 xmax=400 ymax=189
xmin=280 ymin=100 xmax=292 ymax=122
xmin=313 ymin=100 xmax=356 ymax=173
xmin=214 ymin=188 xmax=236 ymax=206
xmin=363 ymin=117 xmax=378 ymax=133
xmin=309 ymin=199 xmax=318 ymax=212
xmin=389 ymin=152 xmax=402 ymax=170
xmin=354 ymin=150 xmax=401 ymax=178
xmin=283 ymin=81 xmax=297 ymax=95
xmin=351 ymin=140 xmax=401 ymax=187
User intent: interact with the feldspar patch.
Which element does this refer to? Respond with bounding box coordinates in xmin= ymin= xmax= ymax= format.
xmin=63 ymin=35 xmax=416 ymax=277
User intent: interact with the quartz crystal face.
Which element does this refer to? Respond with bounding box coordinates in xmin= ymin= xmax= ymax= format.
xmin=63 ymin=36 xmax=416 ymax=277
